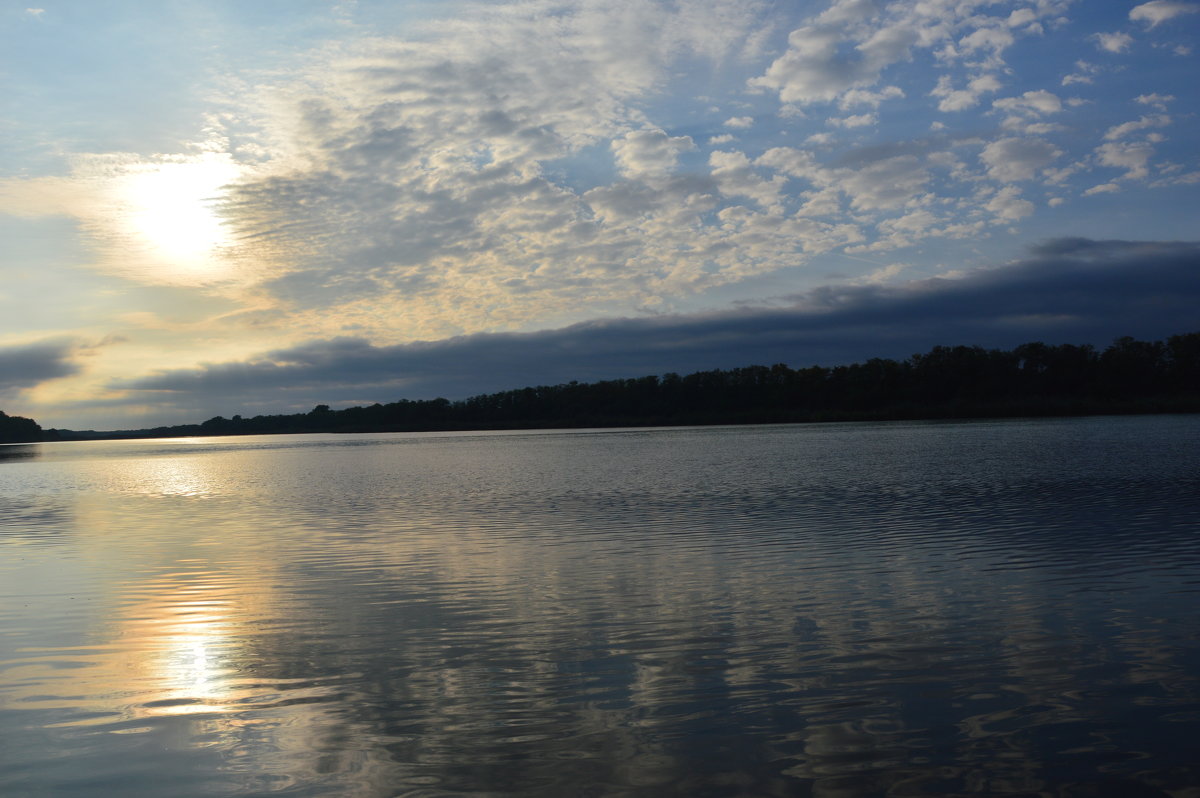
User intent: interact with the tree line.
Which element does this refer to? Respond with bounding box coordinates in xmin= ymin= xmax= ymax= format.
xmin=0 ymin=410 xmax=43 ymax=444
xmin=40 ymin=331 xmax=1200 ymax=441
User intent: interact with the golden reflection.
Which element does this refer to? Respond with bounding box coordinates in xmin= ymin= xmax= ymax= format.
xmin=124 ymin=456 xmax=220 ymax=497
xmin=149 ymin=605 xmax=233 ymax=714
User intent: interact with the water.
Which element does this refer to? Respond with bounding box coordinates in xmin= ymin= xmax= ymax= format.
xmin=1 ymin=416 xmax=1198 ymax=797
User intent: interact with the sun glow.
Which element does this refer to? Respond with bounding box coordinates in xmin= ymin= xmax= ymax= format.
xmin=117 ymin=154 xmax=241 ymax=283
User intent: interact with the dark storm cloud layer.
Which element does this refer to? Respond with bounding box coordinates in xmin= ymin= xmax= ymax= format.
xmin=116 ymin=239 xmax=1199 ymax=412
xmin=0 ymin=340 xmax=79 ymax=394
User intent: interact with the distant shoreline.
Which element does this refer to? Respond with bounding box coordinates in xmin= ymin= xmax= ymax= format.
xmin=46 ymin=393 xmax=1200 ymax=441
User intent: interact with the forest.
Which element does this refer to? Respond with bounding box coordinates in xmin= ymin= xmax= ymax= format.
xmin=37 ymin=331 xmax=1200 ymax=441
xmin=0 ymin=410 xmax=43 ymax=444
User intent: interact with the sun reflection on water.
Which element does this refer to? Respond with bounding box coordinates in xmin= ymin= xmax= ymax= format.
xmin=152 ymin=610 xmax=233 ymax=713
xmin=122 ymin=456 xmax=220 ymax=498
xmin=127 ymin=580 xmax=239 ymax=715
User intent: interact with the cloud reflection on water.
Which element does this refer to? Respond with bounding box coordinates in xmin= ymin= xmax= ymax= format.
xmin=1 ymin=420 xmax=1198 ymax=796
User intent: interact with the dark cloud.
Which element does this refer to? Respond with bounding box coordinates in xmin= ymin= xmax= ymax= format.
xmin=113 ymin=239 xmax=1199 ymax=416
xmin=0 ymin=340 xmax=80 ymax=395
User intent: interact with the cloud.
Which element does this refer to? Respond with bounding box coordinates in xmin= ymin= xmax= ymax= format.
xmin=1095 ymin=140 xmax=1156 ymax=179
xmin=612 ymin=128 xmax=695 ymax=179
xmin=723 ymin=116 xmax=754 ymax=129
xmin=110 ymin=240 xmax=1200 ymax=417
xmin=1103 ymin=113 xmax=1170 ymax=140
xmin=838 ymin=85 xmax=905 ymax=109
xmin=1135 ymin=93 xmax=1175 ymax=109
xmin=209 ymin=1 xmax=794 ymax=335
xmin=749 ymin=25 xmax=903 ymax=104
xmin=1092 ymin=32 xmax=1134 ymax=53
xmin=993 ymin=90 xmax=1063 ymax=116
xmin=1061 ymin=60 xmax=1101 ymax=85
xmin=1129 ymin=0 xmax=1199 ymax=27
xmin=979 ymin=137 xmax=1061 ymax=182
xmin=0 ymin=340 xmax=81 ymax=395
xmin=749 ymin=0 xmax=1059 ymax=108
xmin=985 ymin=186 xmax=1035 ymax=221
xmin=708 ymin=150 xmax=785 ymax=208
xmin=931 ymin=74 xmax=1002 ymax=112
xmin=1083 ymin=182 xmax=1122 ymax=196
xmin=827 ymin=113 xmax=877 ymax=128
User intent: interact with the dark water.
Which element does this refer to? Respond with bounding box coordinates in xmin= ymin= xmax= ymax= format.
xmin=2 ymin=417 xmax=1199 ymax=797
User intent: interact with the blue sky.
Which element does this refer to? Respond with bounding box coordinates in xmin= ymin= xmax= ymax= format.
xmin=1 ymin=0 xmax=1198 ymax=428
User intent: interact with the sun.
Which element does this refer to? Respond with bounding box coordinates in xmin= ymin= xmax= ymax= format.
xmin=117 ymin=154 xmax=241 ymax=283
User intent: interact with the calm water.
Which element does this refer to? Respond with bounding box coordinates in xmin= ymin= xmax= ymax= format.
xmin=2 ymin=417 xmax=1199 ymax=797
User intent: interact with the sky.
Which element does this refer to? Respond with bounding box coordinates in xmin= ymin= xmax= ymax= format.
xmin=2 ymin=0 xmax=1198 ymax=430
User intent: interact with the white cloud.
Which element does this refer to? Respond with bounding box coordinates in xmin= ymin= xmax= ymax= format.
xmin=839 ymin=85 xmax=904 ymax=109
xmin=1007 ymin=8 xmax=1038 ymax=28
xmin=750 ymin=0 xmax=1063 ymax=111
xmin=931 ymin=73 xmax=1002 ymax=112
xmin=612 ymin=128 xmax=695 ymax=179
xmin=757 ymin=146 xmax=932 ymax=213
xmin=827 ymin=113 xmax=877 ymax=127
xmin=709 ymin=150 xmax=786 ymax=209
xmin=1096 ymin=140 xmax=1156 ymax=179
xmin=749 ymin=25 xmax=894 ymax=104
xmin=1043 ymin=164 xmax=1081 ymax=185
xmin=756 ymin=147 xmax=821 ymax=180
xmin=1135 ymin=93 xmax=1175 ymax=109
xmin=1084 ymin=182 xmax=1122 ymax=195
xmin=833 ymin=156 xmax=931 ymax=211
xmin=190 ymin=0 xmax=813 ymax=337
xmin=724 ymin=116 xmax=754 ymax=129
xmin=993 ymin=89 xmax=1063 ymax=116
xmin=1103 ymin=114 xmax=1171 ymax=140
xmin=708 ymin=133 xmax=736 ymax=145
xmin=814 ymin=0 xmax=881 ymax=27
xmin=1062 ymin=59 xmax=1101 ymax=85
xmin=985 ymin=185 xmax=1035 ymax=221
xmin=979 ymin=137 xmax=1061 ymax=182
xmin=1129 ymin=0 xmax=1199 ymax=28
xmin=1093 ymin=32 xmax=1133 ymax=53
xmin=24 ymin=8 xmax=45 ymax=17
xmin=957 ymin=24 xmax=1015 ymax=63
xmin=1002 ymin=119 xmax=1063 ymax=135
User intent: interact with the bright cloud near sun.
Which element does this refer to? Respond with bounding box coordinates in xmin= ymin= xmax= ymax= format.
xmin=1 ymin=0 xmax=1198 ymax=428
xmin=1 ymin=147 xmax=243 ymax=287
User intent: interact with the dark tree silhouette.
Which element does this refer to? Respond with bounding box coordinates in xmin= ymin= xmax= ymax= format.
xmin=0 ymin=411 xmax=44 ymax=443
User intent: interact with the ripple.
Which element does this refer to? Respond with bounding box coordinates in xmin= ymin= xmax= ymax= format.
xmin=2 ymin=418 xmax=1199 ymax=796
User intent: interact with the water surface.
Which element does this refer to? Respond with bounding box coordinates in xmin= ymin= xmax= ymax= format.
xmin=2 ymin=417 xmax=1199 ymax=796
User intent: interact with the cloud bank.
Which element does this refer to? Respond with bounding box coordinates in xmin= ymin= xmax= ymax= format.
xmin=110 ymin=239 xmax=1200 ymax=421
xmin=0 ymin=340 xmax=80 ymax=396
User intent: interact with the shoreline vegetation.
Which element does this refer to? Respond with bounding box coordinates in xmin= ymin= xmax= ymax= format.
xmin=6 ymin=332 xmax=1199 ymax=444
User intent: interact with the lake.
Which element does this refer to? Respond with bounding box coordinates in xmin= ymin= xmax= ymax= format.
xmin=2 ymin=416 xmax=1199 ymax=797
